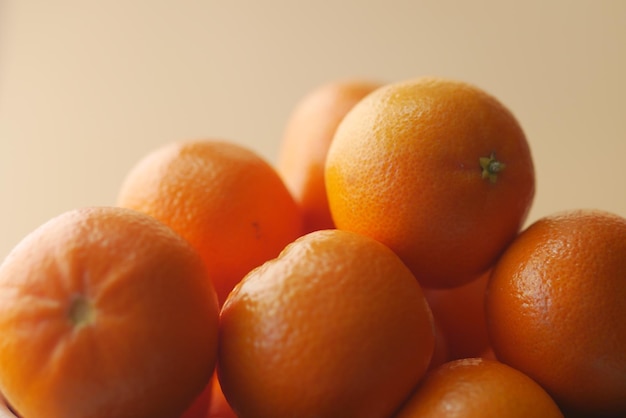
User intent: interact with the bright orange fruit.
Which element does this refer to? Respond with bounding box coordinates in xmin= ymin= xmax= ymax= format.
xmin=117 ymin=139 xmax=303 ymax=305
xmin=277 ymin=79 xmax=382 ymax=233
xmin=394 ymin=358 xmax=563 ymax=417
xmin=325 ymin=77 xmax=535 ymax=288
xmin=486 ymin=209 xmax=626 ymax=417
xmin=218 ymin=229 xmax=435 ymax=418
xmin=0 ymin=207 xmax=219 ymax=418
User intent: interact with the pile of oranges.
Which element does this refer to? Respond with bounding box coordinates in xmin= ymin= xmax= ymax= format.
xmin=0 ymin=77 xmax=624 ymax=418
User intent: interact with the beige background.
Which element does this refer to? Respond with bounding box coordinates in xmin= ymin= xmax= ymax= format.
xmin=1 ymin=1 xmax=625 ymax=260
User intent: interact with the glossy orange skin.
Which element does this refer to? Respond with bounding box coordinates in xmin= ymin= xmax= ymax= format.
xmin=277 ymin=79 xmax=383 ymax=233
xmin=117 ymin=139 xmax=303 ymax=305
xmin=394 ymin=358 xmax=564 ymax=417
xmin=0 ymin=207 xmax=220 ymax=418
xmin=325 ymin=77 xmax=535 ymax=289
xmin=218 ymin=229 xmax=435 ymax=418
xmin=423 ymin=271 xmax=491 ymax=360
xmin=486 ymin=209 xmax=626 ymax=417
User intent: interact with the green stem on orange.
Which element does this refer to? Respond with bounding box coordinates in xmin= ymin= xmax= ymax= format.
xmin=479 ymin=152 xmax=506 ymax=183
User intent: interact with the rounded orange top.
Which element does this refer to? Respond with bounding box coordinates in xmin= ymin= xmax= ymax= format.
xmin=117 ymin=139 xmax=304 ymax=305
xmin=0 ymin=207 xmax=219 ymax=418
xmin=486 ymin=209 xmax=626 ymax=417
xmin=277 ymin=79 xmax=383 ymax=233
xmin=325 ymin=77 xmax=535 ymax=288
xmin=218 ymin=229 xmax=435 ymax=418
xmin=395 ymin=358 xmax=563 ymax=417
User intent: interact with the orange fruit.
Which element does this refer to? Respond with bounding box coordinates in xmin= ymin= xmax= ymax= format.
xmin=423 ymin=270 xmax=491 ymax=360
xmin=218 ymin=229 xmax=435 ymax=418
xmin=325 ymin=77 xmax=535 ymax=288
xmin=117 ymin=139 xmax=303 ymax=305
xmin=485 ymin=209 xmax=626 ymax=417
xmin=394 ymin=358 xmax=563 ymax=417
xmin=0 ymin=207 xmax=219 ymax=418
xmin=277 ymin=79 xmax=382 ymax=233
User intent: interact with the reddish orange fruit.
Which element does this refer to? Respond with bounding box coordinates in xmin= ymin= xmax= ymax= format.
xmin=117 ymin=139 xmax=303 ymax=305
xmin=325 ymin=77 xmax=535 ymax=288
xmin=0 ymin=207 xmax=219 ymax=418
xmin=395 ymin=358 xmax=563 ymax=417
xmin=423 ymin=271 xmax=491 ymax=360
xmin=486 ymin=209 xmax=626 ymax=417
xmin=218 ymin=229 xmax=435 ymax=418
xmin=277 ymin=79 xmax=382 ymax=233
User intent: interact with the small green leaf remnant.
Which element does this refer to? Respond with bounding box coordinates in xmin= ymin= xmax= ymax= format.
xmin=479 ymin=152 xmax=506 ymax=183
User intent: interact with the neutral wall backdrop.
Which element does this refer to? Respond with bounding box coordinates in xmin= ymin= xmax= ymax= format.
xmin=1 ymin=1 xmax=625 ymax=260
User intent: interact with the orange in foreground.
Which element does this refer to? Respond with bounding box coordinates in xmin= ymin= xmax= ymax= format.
xmin=276 ymin=79 xmax=382 ymax=233
xmin=0 ymin=207 xmax=220 ymax=418
xmin=325 ymin=77 xmax=535 ymax=288
xmin=486 ymin=209 xmax=626 ymax=417
xmin=218 ymin=229 xmax=435 ymax=418
xmin=394 ymin=358 xmax=563 ymax=417
xmin=117 ymin=139 xmax=303 ymax=305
